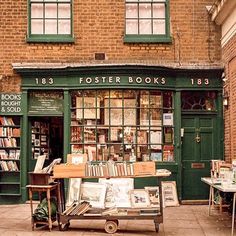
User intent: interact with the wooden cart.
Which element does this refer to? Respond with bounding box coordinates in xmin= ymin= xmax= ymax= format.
xmin=53 ymin=170 xmax=170 ymax=234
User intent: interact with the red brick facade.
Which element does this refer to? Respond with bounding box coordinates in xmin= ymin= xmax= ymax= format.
xmin=222 ymin=35 xmax=236 ymax=162
xmin=0 ymin=0 xmax=221 ymax=92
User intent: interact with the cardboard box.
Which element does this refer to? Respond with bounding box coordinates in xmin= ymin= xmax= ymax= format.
xmin=53 ymin=163 xmax=86 ymax=178
xmin=133 ymin=161 xmax=156 ymax=176
xmin=29 ymin=172 xmax=52 ymax=185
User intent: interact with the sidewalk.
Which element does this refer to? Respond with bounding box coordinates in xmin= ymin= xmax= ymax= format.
xmin=0 ymin=204 xmax=234 ymax=236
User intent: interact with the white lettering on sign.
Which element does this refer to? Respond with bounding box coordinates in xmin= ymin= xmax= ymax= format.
xmin=190 ymin=78 xmax=210 ymax=86
xmin=35 ymin=78 xmax=54 ymax=85
xmin=0 ymin=93 xmax=22 ymax=113
xmin=78 ymin=76 xmax=166 ymax=85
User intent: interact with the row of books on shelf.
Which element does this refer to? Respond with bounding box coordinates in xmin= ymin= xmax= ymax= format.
xmin=0 ymin=160 xmax=19 ymax=171
xmin=63 ymin=201 xmax=159 ymax=217
xmin=0 ymin=137 xmax=18 ymax=147
xmin=0 ymin=150 xmax=20 ymax=159
xmin=0 ymin=117 xmax=15 ymax=126
xmin=84 ymin=161 xmax=155 ymax=177
xmin=0 ymin=127 xmax=20 ymax=137
xmin=85 ymin=161 xmax=134 ymax=177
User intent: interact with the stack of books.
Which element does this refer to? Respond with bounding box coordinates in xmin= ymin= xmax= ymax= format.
xmin=62 ymin=201 xmax=91 ymax=216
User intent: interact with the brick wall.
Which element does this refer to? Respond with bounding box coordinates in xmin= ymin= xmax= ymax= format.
xmin=222 ymin=35 xmax=236 ymax=162
xmin=0 ymin=0 xmax=221 ymax=92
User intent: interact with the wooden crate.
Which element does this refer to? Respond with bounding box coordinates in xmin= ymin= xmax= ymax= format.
xmin=53 ymin=164 xmax=86 ymax=178
xmin=29 ymin=172 xmax=52 ymax=185
xmin=133 ymin=161 xmax=156 ymax=176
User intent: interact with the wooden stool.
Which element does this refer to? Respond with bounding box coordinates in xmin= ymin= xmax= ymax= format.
xmin=27 ymin=183 xmax=61 ymax=231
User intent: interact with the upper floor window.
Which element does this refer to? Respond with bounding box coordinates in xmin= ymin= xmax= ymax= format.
xmin=124 ymin=0 xmax=171 ymax=43
xmin=27 ymin=0 xmax=74 ymax=43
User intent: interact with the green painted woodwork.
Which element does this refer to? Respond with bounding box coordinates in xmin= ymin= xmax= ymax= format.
xmin=10 ymin=65 xmax=224 ymax=203
xmin=63 ymin=90 xmax=71 ymax=162
xmin=123 ymin=35 xmax=172 ymax=43
xmin=181 ymin=115 xmax=218 ymax=200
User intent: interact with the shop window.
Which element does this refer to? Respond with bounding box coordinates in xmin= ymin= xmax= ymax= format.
xmin=27 ymin=0 xmax=74 ymax=43
xmin=124 ymin=0 xmax=171 ymax=43
xmin=70 ymin=90 xmax=174 ymax=162
xmin=181 ymin=91 xmax=216 ymax=111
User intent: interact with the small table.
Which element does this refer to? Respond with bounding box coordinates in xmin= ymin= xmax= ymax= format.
xmin=202 ymin=177 xmax=236 ymax=236
xmin=27 ymin=183 xmax=61 ymax=231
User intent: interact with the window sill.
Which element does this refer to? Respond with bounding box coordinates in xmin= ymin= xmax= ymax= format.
xmin=123 ymin=35 xmax=172 ymax=44
xmin=26 ymin=35 xmax=75 ymax=43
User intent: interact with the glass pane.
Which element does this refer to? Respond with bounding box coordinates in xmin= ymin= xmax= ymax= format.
xmin=31 ymin=4 xmax=43 ymax=18
xmin=139 ymin=3 xmax=151 ymax=18
xmin=31 ymin=20 xmax=43 ymax=34
xmin=139 ymin=19 xmax=152 ymax=34
xmin=153 ymin=19 xmax=165 ymax=34
xmin=58 ymin=20 xmax=71 ymax=34
xmin=58 ymin=4 xmax=71 ymax=18
xmin=126 ymin=3 xmax=138 ymax=18
xmin=45 ymin=3 xmax=57 ymax=18
xmin=45 ymin=20 xmax=57 ymax=34
xmin=126 ymin=20 xmax=138 ymax=34
xmin=153 ymin=3 xmax=165 ymax=18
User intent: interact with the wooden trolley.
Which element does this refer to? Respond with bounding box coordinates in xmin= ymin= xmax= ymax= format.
xmin=53 ymin=169 xmax=170 ymax=234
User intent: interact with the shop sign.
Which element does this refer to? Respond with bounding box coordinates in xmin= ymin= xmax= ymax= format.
xmin=0 ymin=93 xmax=22 ymax=114
xmin=28 ymin=91 xmax=63 ymax=115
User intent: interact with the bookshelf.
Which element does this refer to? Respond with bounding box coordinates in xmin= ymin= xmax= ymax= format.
xmin=0 ymin=116 xmax=21 ymax=196
xmin=31 ymin=121 xmax=49 ymax=159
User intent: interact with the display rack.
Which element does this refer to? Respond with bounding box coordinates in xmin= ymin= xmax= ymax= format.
xmin=53 ymin=170 xmax=171 ymax=234
xmin=0 ymin=116 xmax=21 ymax=196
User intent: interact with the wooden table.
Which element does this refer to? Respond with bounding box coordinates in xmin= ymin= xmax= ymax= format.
xmin=201 ymin=177 xmax=236 ymax=236
xmin=27 ymin=183 xmax=61 ymax=231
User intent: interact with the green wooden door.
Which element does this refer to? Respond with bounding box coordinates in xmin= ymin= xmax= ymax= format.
xmin=181 ymin=115 xmax=217 ymax=200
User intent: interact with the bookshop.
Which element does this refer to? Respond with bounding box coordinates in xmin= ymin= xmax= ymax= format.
xmin=0 ymin=64 xmax=224 ymax=203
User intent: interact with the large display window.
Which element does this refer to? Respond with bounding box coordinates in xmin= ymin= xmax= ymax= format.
xmin=70 ymin=89 xmax=174 ymax=162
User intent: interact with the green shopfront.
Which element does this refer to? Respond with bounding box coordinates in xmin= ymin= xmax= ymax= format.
xmin=0 ymin=64 xmax=223 ymax=203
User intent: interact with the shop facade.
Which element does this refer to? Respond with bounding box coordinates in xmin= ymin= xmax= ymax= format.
xmin=0 ymin=64 xmax=222 ymax=203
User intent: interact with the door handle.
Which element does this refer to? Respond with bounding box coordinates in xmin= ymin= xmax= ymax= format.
xmin=195 ymin=133 xmax=201 ymax=143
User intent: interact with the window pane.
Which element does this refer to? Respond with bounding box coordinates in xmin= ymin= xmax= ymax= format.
xmin=58 ymin=4 xmax=71 ymax=18
xmin=139 ymin=3 xmax=151 ymax=18
xmin=31 ymin=20 xmax=44 ymax=34
xmin=31 ymin=4 xmax=43 ymax=18
xmin=153 ymin=19 xmax=165 ymax=34
xmin=153 ymin=3 xmax=165 ymax=18
xmin=45 ymin=4 xmax=57 ymax=18
xmin=140 ymin=20 xmax=152 ymax=34
xmin=45 ymin=20 xmax=57 ymax=34
xmin=126 ymin=3 xmax=138 ymax=18
xmin=126 ymin=20 xmax=138 ymax=34
xmin=58 ymin=20 xmax=71 ymax=34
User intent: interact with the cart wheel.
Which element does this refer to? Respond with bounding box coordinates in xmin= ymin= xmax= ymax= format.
xmin=113 ymin=219 xmax=119 ymax=226
xmin=155 ymin=223 xmax=159 ymax=233
xmin=104 ymin=220 xmax=118 ymax=234
xmin=59 ymin=222 xmax=70 ymax=231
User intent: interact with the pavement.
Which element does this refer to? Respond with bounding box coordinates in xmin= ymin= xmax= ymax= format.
xmin=0 ymin=203 xmax=234 ymax=236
